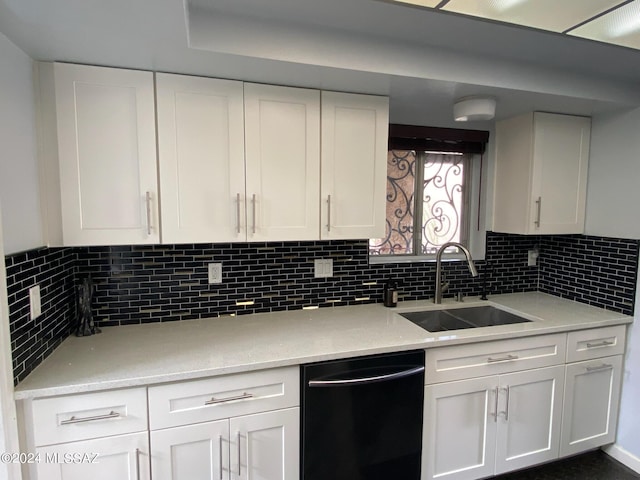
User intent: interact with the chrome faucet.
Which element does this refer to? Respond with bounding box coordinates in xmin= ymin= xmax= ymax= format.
xmin=434 ymin=242 xmax=479 ymax=304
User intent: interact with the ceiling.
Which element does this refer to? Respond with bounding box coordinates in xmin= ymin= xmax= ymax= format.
xmin=1 ymin=0 xmax=640 ymax=127
xmin=393 ymin=0 xmax=640 ymax=50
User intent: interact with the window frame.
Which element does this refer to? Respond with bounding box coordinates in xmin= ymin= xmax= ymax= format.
xmin=369 ymin=124 xmax=489 ymax=265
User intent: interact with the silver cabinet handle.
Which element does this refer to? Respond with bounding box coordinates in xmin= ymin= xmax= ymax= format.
xmin=237 ymin=431 xmax=242 ymax=477
xmin=587 ymin=363 xmax=613 ymax=372
xmin=205 ymin=392 xmax=253 ymax=405
xmin=218 ymin=435 xmax=223 ymax=480
xmin=502 ymin=386 xmax=511 ymax=421
xmin=308 ymin=366 xmax=424 ymax=387
xmin=60 ymin=410 xmax=120 ymax=425
xmin=236 ymin=193 xmax=241 ymax=234
xmin=251 ymin=194 xmax=256 ymax=235
xmin=145 ymin=191 xmax=152 ymax=236
xmin=492 ymin=386 xmax=499 ymax=423
xmin=534 ymin=196 xmax=542 ymax=228
xmin=487 ymin=354 xmax=519 ymax=363
xmin=327 ymin=195 xmax=331 ymax=232
xmin=134 ymin=448 xmax=141 ymax=480
xmin=586 ymin=340 xmax=615 ymax=348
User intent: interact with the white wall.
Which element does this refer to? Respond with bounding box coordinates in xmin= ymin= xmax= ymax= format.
xmin=587 ymin=107 xmax=640 ymax=462
xmin=585 ymin=107 xmax=640 ymax=240
xmin=0 ymin=32 xmax=43 ymax=255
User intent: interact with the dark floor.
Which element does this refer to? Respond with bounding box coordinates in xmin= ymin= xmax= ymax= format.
xmin=492 ymin=450 xmax=640 ymax=480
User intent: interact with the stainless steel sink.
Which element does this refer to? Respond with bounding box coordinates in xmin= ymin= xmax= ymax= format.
xmin=400 ymin=306 xmax=531 ymax=332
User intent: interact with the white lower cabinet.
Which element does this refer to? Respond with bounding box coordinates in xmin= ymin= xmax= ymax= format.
xmin=560 ymin=355 xmax=623 ymax=457
xmin=423 ymin=365 xmax=565 ymax=480
xmin=424 ymin=376 xmax=498 ymax=480
xmin=151 ymin=407 xmax=299 ymax=480
xmin=494 ymin=366 xmax=564 ymax=474
xmin=35 ymin=432 xmax=150 ymax=480
xmin=148 ymin=366 xmax=300 ymax=480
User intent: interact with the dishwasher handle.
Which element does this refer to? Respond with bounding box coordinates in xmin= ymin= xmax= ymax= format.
xmin=308 ymin=365 xmax=424 ymax=387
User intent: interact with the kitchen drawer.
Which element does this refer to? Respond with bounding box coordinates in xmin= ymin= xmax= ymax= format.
xmin=31 ymin=387 xmax=148 ymax=447
xmin=566 ymin=326 xmax=626 ymax=363
xmin=425 ymin=333 xmax=567 ymax=384
xmin=148 ymin=366 xmax=299 ymax=430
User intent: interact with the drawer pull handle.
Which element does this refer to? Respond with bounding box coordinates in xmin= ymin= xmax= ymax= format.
xmin=586 ymin=340 xmax=615 ymax=348
xmin=586 ymin=363 xmax=613 ymax=372
xmin=60 ymin=410 xmax=120 ymax=425
xmin=487 ymin=354 xmax=518 ymax=363
xmin=205 ymin=392 xmax=254 ymax=405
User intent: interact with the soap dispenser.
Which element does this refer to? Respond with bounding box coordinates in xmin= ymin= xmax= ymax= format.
xmin=383 ymin=280 xmax=399 ymax=307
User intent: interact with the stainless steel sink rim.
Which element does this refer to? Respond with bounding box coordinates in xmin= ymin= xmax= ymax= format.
xmin=400 ymin=306 xmax=531 ymax=332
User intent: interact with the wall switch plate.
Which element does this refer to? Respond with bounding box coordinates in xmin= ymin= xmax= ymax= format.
xmin=314 ymin=259 xmax=333 ymax=278
xmin=29 ymin=285 xmax=42 ymax=320
xmin=208 ymin=263 xmax=223 ymax=284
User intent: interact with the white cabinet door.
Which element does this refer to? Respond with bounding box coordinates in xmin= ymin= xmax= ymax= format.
xmin=244 ymin=83 xmax=320 ymax=241
xmin=36 ymin=432 xmax=150 ymax=480
xmin=494 ymin=365 xmax=565 ymax=475
xmin=531 ymin=112 xmax=590 ymax=234
xmin=320 ymin=92 xmax=388 ymax=239
xmin=151 ymin=419 xmax=229 ymax=480
xmin=156 ymin=73 xmax=246 ymax=244
xmin=53 ymin=63 xmax=159 ymax=245
xmin=493 ymin=112 xmax=590 ymax=235
xmin=423 ymin=377 xmax=498 ymax=480
xmin=229 ymin=407 xmax=299 ymax=480
xmin=560 ymin=355 xmax=623 ymax=457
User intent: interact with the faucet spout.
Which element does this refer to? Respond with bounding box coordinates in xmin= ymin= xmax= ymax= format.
xmin=434 ymin=242 xmax=478 ymax=304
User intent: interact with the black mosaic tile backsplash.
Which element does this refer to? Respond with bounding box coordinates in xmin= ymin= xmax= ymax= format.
xmin=5 ymin=231 xmax=638 ymax=385
xmin=539 ymin=235 xmax=639 ymax=315
xmin=75 ymin=235 xmax=540 ymax=326
xmin=5 ymin=248 xmax=77 ymax=384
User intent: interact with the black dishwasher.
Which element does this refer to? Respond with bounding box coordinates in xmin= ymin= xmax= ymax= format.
xmin=301 ymin=350 xmax=425 ymax=480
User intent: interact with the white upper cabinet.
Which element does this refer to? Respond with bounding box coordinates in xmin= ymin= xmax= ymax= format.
xmin=39 ymin=63 xmax=159 ymax=246
xmin=156 ymin=73 xmax=246 ymax=243
xmin=244 ymin=83 xmax=321 ymax=241
xmin=320 ymin=92 xmax=388 ymax=239
xmin=493 ymin=112 xmax=590 ymax=235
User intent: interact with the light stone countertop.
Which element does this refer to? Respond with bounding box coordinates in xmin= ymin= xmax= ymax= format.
xmin=14 ymin=292 xmax=633 ymax=399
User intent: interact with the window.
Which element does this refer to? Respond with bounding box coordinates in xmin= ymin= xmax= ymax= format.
xmin=369 ymin=125 xmax=488 ymax=261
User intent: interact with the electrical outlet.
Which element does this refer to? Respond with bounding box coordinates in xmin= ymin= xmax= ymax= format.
xmin=29 ymin=285 xmax=42 ymax=320
xmin=314 ymin=259 xmax=333 ymax=278
xmin=528 ymin=249 xmax=539 ymax=267
xmin=208 ymin=263 xmax=223 ymax=284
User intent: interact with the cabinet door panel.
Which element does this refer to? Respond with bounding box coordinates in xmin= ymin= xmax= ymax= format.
xmin=156 ymin=73 xmax=246 ymax=243
xmin=54 ymin=63 xmax=159 ymax=245
xmin=561 ymin=355 xmax=622 ymax=457
xmin=230 ymin=407 xmax=299 ymax=480
xmin=244 ymin=83 xmax=320 ymax=241
xmin=151 ymin=420 xmax=229 ymax=480
xmin=36 ymin=432 xmax=149 ymax=480
xmin=531 ymin=113 xmax=590 ymax=234
xmin=423 ymin=377 xmax=498 ymax=480
xmin=320 ymin=92 xmax=388 ymax=239
xmin=495 ymin=365 xmax=564 ymax=474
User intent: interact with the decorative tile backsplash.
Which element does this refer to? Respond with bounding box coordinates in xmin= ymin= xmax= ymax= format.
xmin=539 ymin=235 xmax=639 ymax=314
xmin=5 ymin=248 xmax=77 ymax=384
xmin=5 ymin=232 xmax=639 ymax=384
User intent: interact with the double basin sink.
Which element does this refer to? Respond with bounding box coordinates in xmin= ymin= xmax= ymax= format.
xmin=400 ymin=305 xmax=531 ymax=332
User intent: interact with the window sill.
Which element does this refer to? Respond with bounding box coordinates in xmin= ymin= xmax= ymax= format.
xmin=368 ymin=253 xmax=471 ymax=265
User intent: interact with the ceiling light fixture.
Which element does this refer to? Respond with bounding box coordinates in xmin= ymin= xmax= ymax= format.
xmin=453 ymin=96 xmax=497 ymax=121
